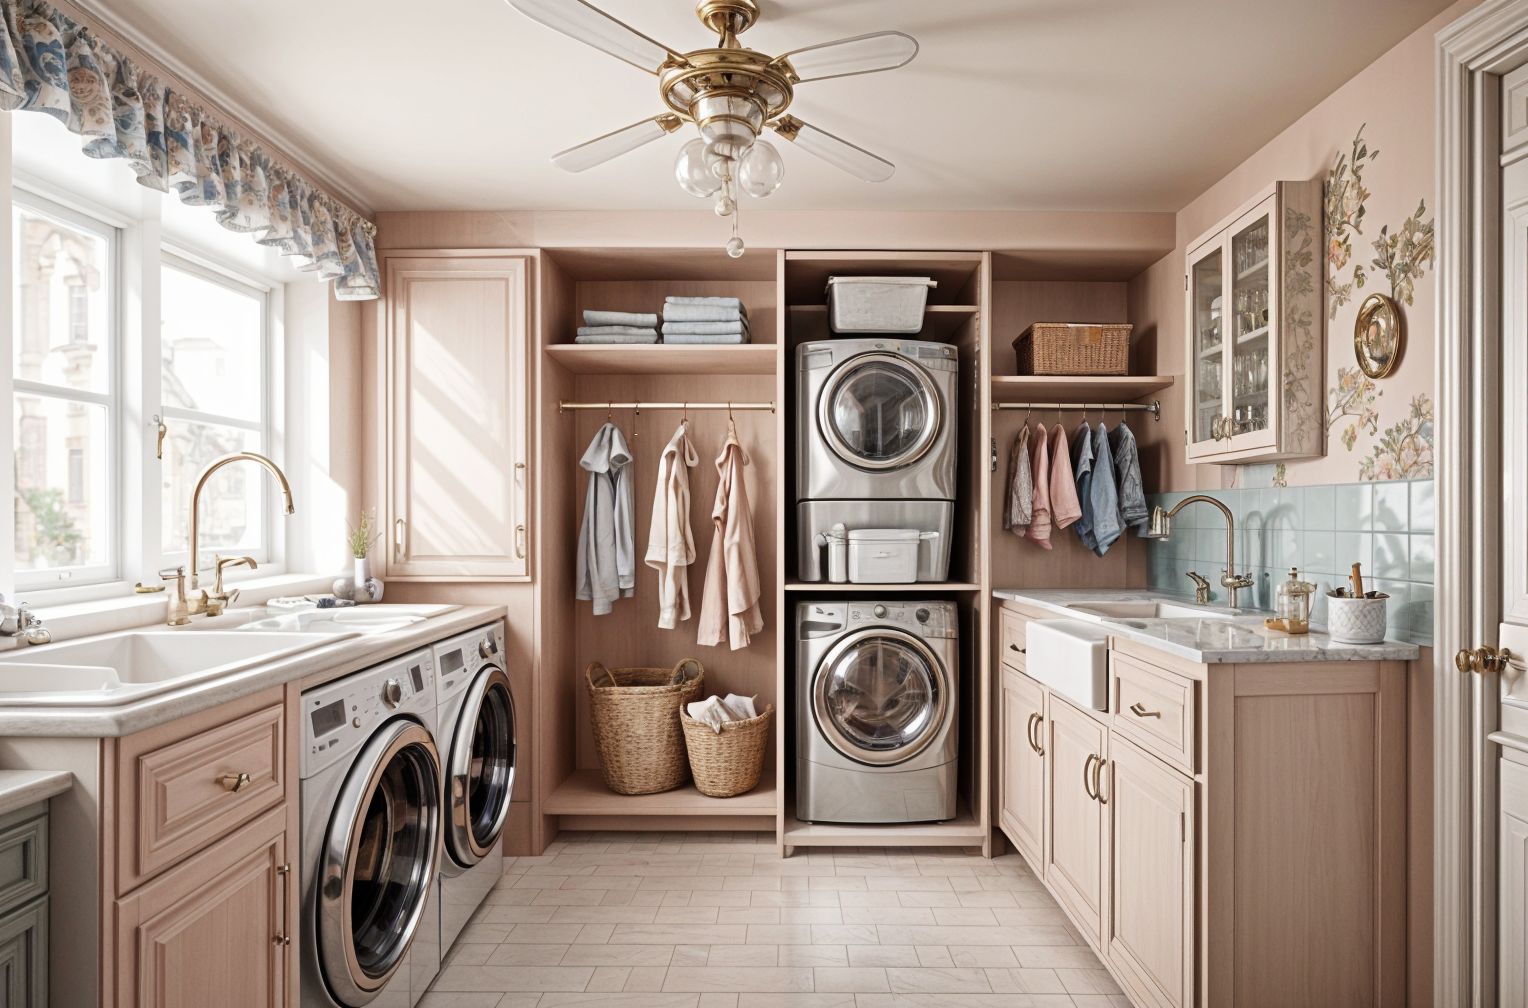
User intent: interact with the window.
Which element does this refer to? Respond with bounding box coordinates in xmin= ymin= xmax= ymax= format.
xmin=158 ymin=256 xmax=270 ymax=566
xmin=10 ymin=194 xmax=116 ymax=588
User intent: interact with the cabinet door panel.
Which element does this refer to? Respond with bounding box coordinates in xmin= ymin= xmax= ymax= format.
xmin=0 ymin=897 xmax=46 ymax=1008
xmin=115 ymin=810 xmax=289 ymax=1008
xmin=1106 ymin=735 xmax=1193 ymax=1008
xmin=1045 ymin=696 xmax=1107 ymax=946
xmin=1501 ymin=755 xmax=1528 ymax=1006
xmin=387 ymin=254 xmax=531 ymax=580
xmin=1000 ymin=669 xmax=1045 ymax=866
xmin=1185 ymin=240 xmax=1227 ymax=460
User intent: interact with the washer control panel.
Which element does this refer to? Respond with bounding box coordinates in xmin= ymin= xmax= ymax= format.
xmin=798 ymin=601 xmax=958 ymax=639
xmin=300 ymin=648 xmax=436 ymax=778
xmin=434 ymin=621 xmax=508 ymax=703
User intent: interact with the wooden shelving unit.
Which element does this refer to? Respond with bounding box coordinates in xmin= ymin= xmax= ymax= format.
xmin=545 ymin=343 xmax=778 ymax=375
xmin=787 ymin=304 xmax=979 ymax=342
xmin=782 ymin=804 xmax=987 ymax=850
xmin=784 ymin=581 xmax=982 ymax=593
xmin=990 ymin=374 xmax=1175 ymax=404
xmin=546 ymin=769 xmax=777 ymax=817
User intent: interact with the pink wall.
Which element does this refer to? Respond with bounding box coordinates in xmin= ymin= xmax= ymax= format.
xmin=1132 ymin=0 xmax=1480 ymax=492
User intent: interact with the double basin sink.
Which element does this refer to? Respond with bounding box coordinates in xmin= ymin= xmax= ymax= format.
xmin=0 ymin=604 xmax=455 ymax=707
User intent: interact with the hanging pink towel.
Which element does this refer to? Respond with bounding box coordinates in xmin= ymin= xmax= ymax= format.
xmin=697 ymin=425 xmax=764 ymax=649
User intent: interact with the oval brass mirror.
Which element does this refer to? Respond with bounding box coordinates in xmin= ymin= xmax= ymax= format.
xmin=1354 ymin=293 xmax=1404 ymax=379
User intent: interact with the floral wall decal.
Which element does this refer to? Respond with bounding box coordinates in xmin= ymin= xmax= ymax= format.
xmin=1358 ymin=394 xmax=1434 ymax=480
xmin=1324 ymin=365 xmax=1381 ymax=450
xmin=1371 ymin=199 xmax=1435 ymax=305
xmin=1326 ymin=126 xmax=1378 ymax=320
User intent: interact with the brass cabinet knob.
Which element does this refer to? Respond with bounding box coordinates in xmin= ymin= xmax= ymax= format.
xmin=1129 ymin=702 xmax=1161 ymax=719
xmin=218 ymin=772 xmax=252 ymax=793
xmin=1457 ymin=646 xmax=1514 ymax=674
xmin=273 ymin=933 xmax=291 ymax=947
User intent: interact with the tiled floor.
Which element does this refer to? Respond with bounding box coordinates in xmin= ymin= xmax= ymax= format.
xmin=423 ymin=831 xmax=1125 ymax=1008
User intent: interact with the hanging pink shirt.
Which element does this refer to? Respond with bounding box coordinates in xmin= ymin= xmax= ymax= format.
xmin=1048 ymin=423 xmax=1082 ymax=530
xmin=1025 ymin=422 xmax=1054 ymax=549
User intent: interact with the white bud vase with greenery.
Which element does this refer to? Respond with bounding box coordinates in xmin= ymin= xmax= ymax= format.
xmin=345 ymin=509 xmax=385 ymax=603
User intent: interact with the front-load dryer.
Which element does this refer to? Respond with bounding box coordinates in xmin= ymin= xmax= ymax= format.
xmin=796 ymin=338 xmax=959 ymax=501
xmin=796 ymin=601 xmax=959 ymax=824
xmin=300 ymin=650 xmax=443 ymax=1008
xmin=432 ymin=622 xmax=514 ymax=954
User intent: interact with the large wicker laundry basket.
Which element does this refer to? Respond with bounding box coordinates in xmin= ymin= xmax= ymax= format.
xmin=680 ymin=705 xmax=774 ymax=798
xmin=586 ymin=659 xmax=704 ymax=795
xmin=1014 ymin=322 xmax=1132 ymax=376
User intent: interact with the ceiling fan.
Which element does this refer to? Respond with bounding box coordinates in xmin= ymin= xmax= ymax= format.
xmin=503 ymin=0 xmax=919 ymax=256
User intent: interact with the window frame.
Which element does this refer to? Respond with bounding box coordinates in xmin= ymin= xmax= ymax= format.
xmin=9 ymin=189 xmax=121 ymax=591
xmin=156 ymin=247 xmax=276 ymax=573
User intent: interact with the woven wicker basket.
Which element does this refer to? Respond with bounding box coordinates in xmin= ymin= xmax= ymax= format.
xmin=1014 ymin=322 xmax=1132 ymax=376
xmin=680 ymin=705 xmax=774 ymax=798
xmin=586 ymin=659 xmax=704 ymax=795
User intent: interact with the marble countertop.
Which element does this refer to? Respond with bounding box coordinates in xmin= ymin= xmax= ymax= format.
xmin=992 ymin=588 xmax=1421 ymax=664
xmin=0 ymin=770 xmax=71 ymax=817
xmin=0 ymin=604 xmax=508 ymax=738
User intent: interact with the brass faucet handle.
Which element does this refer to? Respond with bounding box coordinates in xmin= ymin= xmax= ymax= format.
xmin=212 ymin=555 xmax=258 ymax=596
xmin=158 ymin=566 xmax=188 ymax=597
xmin=158 ymin=567 xmax=191 ymax=627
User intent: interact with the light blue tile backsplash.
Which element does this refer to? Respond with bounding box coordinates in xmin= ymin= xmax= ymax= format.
xmin=1144 ymin=478 xmax=1435 ymax=646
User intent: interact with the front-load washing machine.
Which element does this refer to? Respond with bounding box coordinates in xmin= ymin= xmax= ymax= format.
xmin=796 ymin=601 xmax=959 ymax=823
xmin=796 ymin=339 xmax=958 ymax=581
xmin=301 ymin=649 xmax=443 ymax=1008
xmin=432 ymin=622 xmax=514 ymax=954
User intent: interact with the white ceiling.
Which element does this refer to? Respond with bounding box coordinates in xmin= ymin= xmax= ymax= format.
xmin=95 ymin=0 xmax=1453 ymax=214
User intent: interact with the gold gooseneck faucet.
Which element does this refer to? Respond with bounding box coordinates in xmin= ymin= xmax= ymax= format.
xmin=187 ymin=452 xmax=295 ymax=596
xmin=1141 ymin=494 xmax=1255 ymax=608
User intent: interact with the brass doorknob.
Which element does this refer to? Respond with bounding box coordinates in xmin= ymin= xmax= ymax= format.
xmin=1457 ymin=646 xmax=1514 ymax=674
xmin=218 ymin=772 xmax=252 ymax=792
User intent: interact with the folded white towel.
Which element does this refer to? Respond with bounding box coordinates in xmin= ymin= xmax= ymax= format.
xmin=661 ymin=320 xmax=750 ymax=336
xmin=663 ymin=333 xmax=748 ymax=345
xmin=666 ymin=296 xmax=745 ymax=309
xmin=585 ymin=310 xmax=658 ymax=327
xmin=574 ymin=333 xmax=659 ymax=345
xmin=721 ymin=693 xmax=758 ymax=719
xmin=664 ymin=304 xmax=746 ymax=323
xmin=685 ymin=693 xmax=760 ymax=733
xmin=577 ymin=325 xmax=660 ymax=337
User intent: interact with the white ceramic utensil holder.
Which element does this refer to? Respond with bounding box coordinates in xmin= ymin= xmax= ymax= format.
xmin=1327 ymin=595 xmax=1388 ymax=644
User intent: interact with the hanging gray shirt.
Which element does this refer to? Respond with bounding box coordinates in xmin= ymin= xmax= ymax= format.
xmin=1109 ymin=422 xmax=1149 ymax=529
xmin=575 ymin=422 xmax=636 ymax=614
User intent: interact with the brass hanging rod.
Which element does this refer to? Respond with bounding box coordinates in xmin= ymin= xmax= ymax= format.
xmin=992 ymin=400 xmax=1161 ymax=420
xmin=559 ymin=400 xmax=776 ymax=413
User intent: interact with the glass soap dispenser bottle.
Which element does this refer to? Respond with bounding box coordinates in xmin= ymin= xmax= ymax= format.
xmin=1266 ymin=567 xmax=1315 ymax=635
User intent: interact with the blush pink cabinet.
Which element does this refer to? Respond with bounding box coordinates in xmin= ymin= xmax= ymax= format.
xmin=993 ymin=603 xmax=1408 ymax=1008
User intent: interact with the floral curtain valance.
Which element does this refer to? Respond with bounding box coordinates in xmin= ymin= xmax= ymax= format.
xmin=0 ymin=0 xmax=380 ymax=300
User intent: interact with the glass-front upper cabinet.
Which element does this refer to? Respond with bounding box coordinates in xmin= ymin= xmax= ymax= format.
xmin=1184 ymin=181 xmax=1325 ymax=464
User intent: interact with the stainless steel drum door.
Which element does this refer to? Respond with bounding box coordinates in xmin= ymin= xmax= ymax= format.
xmin=446 ymin=665 xmax=515 ymax=867
xmin=812 ymin=628 xmax=949 ymax=766
xmin=318 ymin=719 xmax=442 ymax=1007
xmin=818 ymin=352 xmax=942 ymax=472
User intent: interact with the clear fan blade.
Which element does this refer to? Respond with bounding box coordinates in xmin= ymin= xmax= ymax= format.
xmin=773 ymin=116 xmax=894 ymax=182
xmin=503 ymin=0 xmax=684 ymax=74
xmin=553 ymin=115 xmax=683 ymax=173
xmin=773 ymin=31 xmax=918 ymax=83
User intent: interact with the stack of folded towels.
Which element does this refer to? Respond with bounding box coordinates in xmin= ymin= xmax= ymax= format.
xmin=575 ymin=309 xmax=659 ymax=344
xmin=661 ymin=296 xmax=750 ymax=344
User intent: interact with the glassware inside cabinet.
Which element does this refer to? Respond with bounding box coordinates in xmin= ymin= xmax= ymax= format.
xmin=1190 ymin=246 xmax=1225 ymax=445
xmin=1229 ymin=213 xmax=1271 ymax=437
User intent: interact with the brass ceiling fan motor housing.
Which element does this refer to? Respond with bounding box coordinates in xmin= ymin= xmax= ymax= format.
xmin=695 ymin=0 xmax=760 ymax=38
xmin=660 ymin=6 xmax=798 ymax=156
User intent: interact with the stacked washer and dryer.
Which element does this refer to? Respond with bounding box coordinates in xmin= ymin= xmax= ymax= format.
xmin=299 ymin=620 xmax=514 ymax=1008
xmin=794 ymin=336 xmax=963 ymax=825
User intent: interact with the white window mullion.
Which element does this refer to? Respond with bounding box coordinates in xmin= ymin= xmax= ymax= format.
xmin=122 ymin=215 xmax=162 ymax=581
xmin=0 ymin=114 xmax=16 ymax=595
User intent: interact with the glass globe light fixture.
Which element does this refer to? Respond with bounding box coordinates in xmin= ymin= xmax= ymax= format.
xmin=739 ymin=140 xmax=785 ymax=199
xmin=725 ymin=236 xmax=746 ymax=258
xmin=675 ymin=139 xmax=720 ymax=198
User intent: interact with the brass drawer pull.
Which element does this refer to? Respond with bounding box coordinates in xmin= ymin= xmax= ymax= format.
xmin=1008 ymin=643 xmax=1024 ymax=653
xmin=1083 ymin=754 xmax=1099 ymax=800
xmin=217 ymin=772 xmax=252 ymax=793
xmin=1129 ymin=701 xmax=1161 ymax=719
xmin=1094 ymin=757 xmax=1109 ymax=805
xmin=1026 ymin=712 xmax=1045 ymax=756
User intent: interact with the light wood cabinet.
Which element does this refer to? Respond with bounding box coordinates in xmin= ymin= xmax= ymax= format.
xmin=113 ymin=808 xmax=290 ymax=1008
xmin=1106 ymin=734 xmax=1193 ymax=1008
xmin=384 ymin=252 xmax=532 ymax=580
xmin=1184 ymin=181 xmax=1323 ymax=464
xmin=1044 ymin=694 xmax=1108 ymax=947
xmin=999 ymin=666 xmax=1046 ymax=864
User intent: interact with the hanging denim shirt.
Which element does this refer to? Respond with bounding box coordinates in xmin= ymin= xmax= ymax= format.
xmin=1071 ymin=422 xmax=1096 ymax=551
xmin=1090 ymin=422 xmax=1124 ymax=556
xmin=1109 ymin=422 xmax=1149 ymax=529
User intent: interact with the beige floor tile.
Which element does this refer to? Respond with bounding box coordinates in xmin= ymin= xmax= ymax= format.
xmin=613 ymin=924 xmax=749 ymax=945
xmin=717 ymin=906 xmax=780 ymax=924
xmin=533 ymin=890 xmax=613 ymax=907
xmin=812 ymin=924 xmax=880 ymax=945
xmin=745 ymin=924 xmax=813 ymax=944
xmin=548 ymin=906 xmax=659 ymax=924
xmin=739 ymin=996 xmax=855 ymax=1008
xmin=878 ymin=925 xmax=1077 ymax=947
xmin=841 ymin=907 xmax=934 ymax=926
xmin=478 ymin=905 xmax=559 ymax=924
xmin=672 ymin=945 xmax=710 ymax=966
xmin=706 ymin=944 xmax=780 ymax=966
xmin=698 ymin=995 xmax=739 ymax=1008
xmin=662 ymin=967 xmax=815 ymax=993
xmin=885 ymin=968 xmax=994 ymax=994
xmin=575 ymin=923 xmax=616 ymax=943
xmin=654 ymin=907 xmax=721 ymax=924
xmin=983 ymin=967 xmax=1066 ymax=994
xmin=1068 ymin=997 xmax=1133 ymax=1008
xmin=538 ymin=995 xmax=699 ymax=1008
xmin=585 ymin=967 xmax=631 ymax=992
xmin=865 ymin=876 xmax=953 ymax=892
xmin=933 ymin=908 xmax=1000 ymax=927
xmin=416 ymin=995 xmax=507 ymax=1008
xmin=855 ymin=995 xmax=1074 ymax=1008
xmin=1012 ymin=947 xmax=1108 ymax=969
xmin=559 ymin=945 xmax=676 ymax=967
xmin=894 ymin=892 xmax=962 ymax=908
xmin=686 ymin=891 xmax=752 ymax=907
xmin=778 ymin=906 xmax=845 ymax=925
xmin=991 ymin=907 xmax=1074 ymax=928
xmin=432 ymin=965 xmax=594 ymax=992
xmin=443 ymin=943 xmax=497 ymax=966
xmin=955 ymin=891 xmax=1018 ymax=908
xmin=947 ymin=946 xmax=1018 ymax=967
xmin=836 ymin=891 xmax=902 ymax=908
xmin=625 ymin=966 xmax=671 ymax=991
xmin=914 ymin=947 xmax=954 ymax=968
xmin=484 ymin=944 xmax=572 ymax=965
xmin=1055 ymin=968 xmax=1123 ymax=995
xmin=815 ymin=967 xmax=890 ymax=993
xmin=847 ymin=945 xmax=921 ymax=967
xmin=781 ymin=944 xmax=850 ymax=967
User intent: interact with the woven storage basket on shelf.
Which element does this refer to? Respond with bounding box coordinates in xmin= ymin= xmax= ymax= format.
xmin=586 ymin=659 xmax=704 ymax=795
xmin=1013 ymin=322 xmax=1132 ymax=376
xmin=680 ymin=705 xmax=774 ymax=798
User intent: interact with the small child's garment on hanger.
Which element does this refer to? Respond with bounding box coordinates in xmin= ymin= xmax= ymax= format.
xmin=575 ymin=422 xmax=635 ymax=615
xmin=1110 ymin=420 xmax=1149 ymax=530
xmin=698 ymin=421 xmax=764 ymax=649
xmin=1003 ymin=425 xmax=1033 ymax=533
xmin=645 ymin=420 xmax=699 ymax=629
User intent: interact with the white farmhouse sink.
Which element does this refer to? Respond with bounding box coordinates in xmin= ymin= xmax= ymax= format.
xmin=1025 ymin=619 xmax=1113 ymax=711
xmin=1066 ymin=600 xmax=1238 ymax=622
xmin=234 ymin=603 xmax=456 ymax=636
xmin=0 ymin=631 xmax=338 ymax=706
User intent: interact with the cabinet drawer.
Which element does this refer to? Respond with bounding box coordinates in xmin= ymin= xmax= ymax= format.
xmin=0 ymin=815 xmax=46 ymax=915
xmin=999 ymin=609 xmax=1029 ymax=670
xmin=123 ymin=700 xmax=286 ymax=888
xmin=1110 ymin=654 xmax=1196 ymax=774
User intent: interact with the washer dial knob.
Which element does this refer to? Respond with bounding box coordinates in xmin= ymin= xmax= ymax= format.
xmin=382 ymin=678 xmax=403 ymax=708
xmin=872 ymin=605 xmax=888 ymax=619
xmin=480 ymin=637 xmax=498 ymax=659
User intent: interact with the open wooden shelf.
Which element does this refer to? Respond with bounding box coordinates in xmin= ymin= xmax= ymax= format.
xmin=782 ymin=804 xmax=986 ymax=849
xmin=788 ymin=304 xmax=979 ymax=342
xmin=990 ymin=374 xmax=1175 ymax=404
xmin=545 ymin=343 xmax=777 ymax=375
xmin=785 ymin=582 xmax=982 ymax=593
xmin=545 ymin=769 xmax=777 ymax=816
